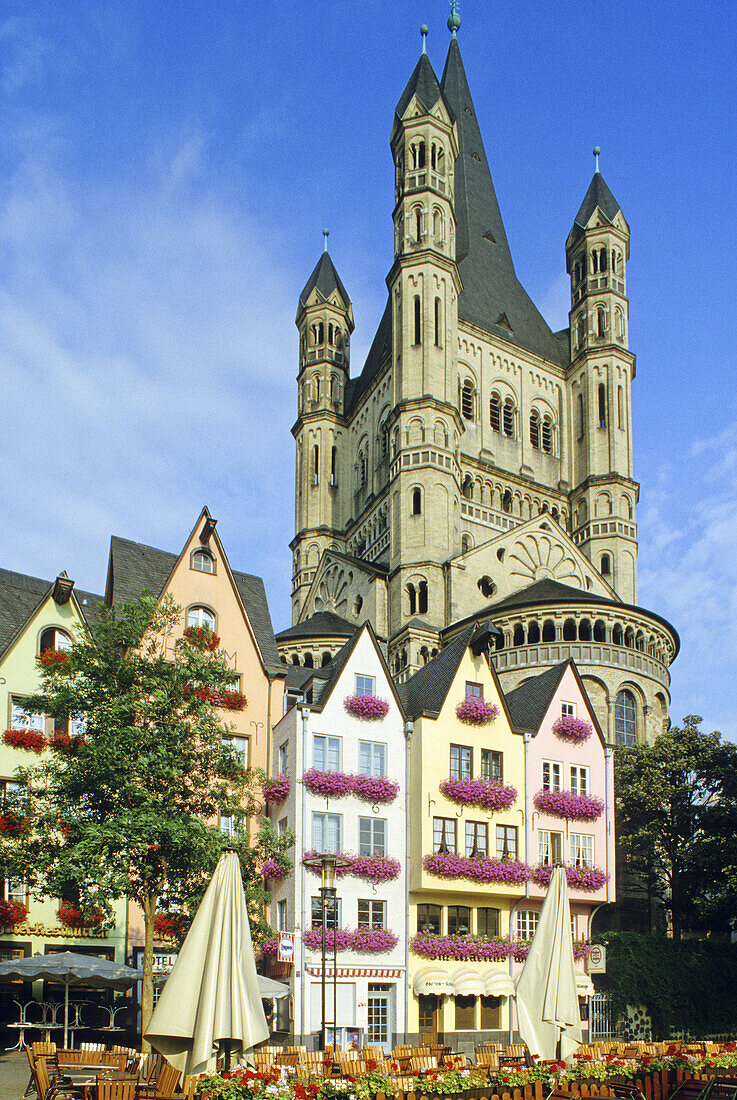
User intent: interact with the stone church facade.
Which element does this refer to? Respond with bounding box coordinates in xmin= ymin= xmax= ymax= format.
xmin=283 ymin=25 xmax=678 ymax=747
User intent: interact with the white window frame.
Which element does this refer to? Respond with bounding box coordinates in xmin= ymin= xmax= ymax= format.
xmin=465 ymin=820 xmax=488 ymax=857
xmin=542 ymin=760 xmax=563 ymax=792
xmin=10 ymin=699 xmax=44 ymax=732
xmin=570 ymin=833 xmax=594 ymax=868
xmin=278 ymin=742 xmax=289 ymax=775
xmin=312 ymin=812 xmax=342 ymax=853
xmin=222 ymin=735 xmax=248 ymax=766
xmin=277 ymin=900 xmax=287 ymax=931
xmin=570 ymin=765 xmax=589 ymax=796
xmin=561 ymin=701 xmax=576 ymax=717
xmin=538 ymin=829 xmax=563 ymax=865
xmin=313 ymin=734 xmax=342 ymax=772
xmin=358 ymin=816 xmax=386 ymax=856
xmin=358 ymin=740 xmax=387 ymax=778
xmin=357 ymin=899 xmax=387 ymax=929
xmin=186 ymin=606 xmax=216 ymax=630
xmin=355 ymin=675 xmax=376 ymax=698
xmin=517 ymin=910 xmax=539 ymax=939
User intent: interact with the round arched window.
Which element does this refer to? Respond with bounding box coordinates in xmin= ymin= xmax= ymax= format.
xmin=615 ymin=690 xmax=636 ymax=746
xmin=187 ymin=606 xmax=216 ymax=630
xmin=191 ymin=549 xmax=215 ymax=574
xmin=39 ymin=626 xmax=72 ymax=654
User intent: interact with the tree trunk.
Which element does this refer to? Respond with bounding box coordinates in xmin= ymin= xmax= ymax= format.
xmin=141 ymin=891 xmax=158 ymax=1050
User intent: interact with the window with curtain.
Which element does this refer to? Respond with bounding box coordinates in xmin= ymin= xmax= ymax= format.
xmin=465 ymin=821 xmax=488 ymax=857
xmin=433 ymin=817 xmax=457 ymax=853
xmin=358 ymin=741 xmax=386 ymax=777
xmin=313 ymin=734 xmax=341 ymax=771
xmin=542 ymin=760 xmax=562 ymax=791
xmin=311 ymin=812 xmax=342 ymax=853
xmin=570 ymin=833 xmax=594 ymax=867
xmin=450 ymin=744 xmax=472 ymax=780
xmin=359 ymin=817 xmax=386 ymax=856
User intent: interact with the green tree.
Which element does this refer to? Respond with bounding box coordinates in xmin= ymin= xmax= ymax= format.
xmin=16 ymin=594 xmax=289 ymax=1037
xmin=615 ymin=716 xmax=737 ymax=938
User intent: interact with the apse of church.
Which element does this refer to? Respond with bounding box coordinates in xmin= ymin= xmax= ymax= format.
xmin=284 ymin=23 xmax=678 ymax=747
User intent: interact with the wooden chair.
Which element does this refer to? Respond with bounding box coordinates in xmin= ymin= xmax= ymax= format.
xmin=81 ymin=1042 xmax=106 ymax=1051
xmin=32 ymin=1055 xmax=85 ymax=1100
xmin=180 ymin=1078 xmax=199 ymax=1099
xmin=32 ymin=1042 xmax=57 ymax=1059
xmin=477 ymin=1052 xmax=500 ymax=1069
xmin=96 ymin=1078 xmax=138 ymax=1100
xmin=136 ymin=1063 xmax=181 ymax=1098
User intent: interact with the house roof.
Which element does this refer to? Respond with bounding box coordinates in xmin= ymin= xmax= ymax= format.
xmin=107 ymin=535 xmax=283 ymax=670
xmin=276 ymin=611 xmax=355 ymax=643
xmin=398 ymin=623 xmax=477 ymax=720
xmin=0 ymin=567 xmax=103 ymax=661
xmin=395 ymin=51 xmax=449 ymax=120
xmin=572 ymin=171 xmax=622 ymax=233
xmin=298 ymin=251 xmax=351 ymax=310
xmin=504 ymin=660 xmax=569 ymax=733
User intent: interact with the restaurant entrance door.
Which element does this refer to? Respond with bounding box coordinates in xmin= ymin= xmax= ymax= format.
xmin=418 ymin=994 xmax=439 ymax=1045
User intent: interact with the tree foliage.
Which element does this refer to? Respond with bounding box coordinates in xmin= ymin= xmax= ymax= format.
xmin=15 ymin=594 xmax=292 ymax=1037
xmin=615 ymin=716 xmax=737 ymax=937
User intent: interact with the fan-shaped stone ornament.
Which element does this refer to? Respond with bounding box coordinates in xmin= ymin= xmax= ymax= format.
xmin=507 ymin=533 xmax=584 ymax=588
xmin=313 ymin=563 xmax=354 ymax=616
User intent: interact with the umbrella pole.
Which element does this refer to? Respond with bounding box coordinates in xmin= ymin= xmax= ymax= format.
xmin=64 ymin=981 xmax=69 ymax=1049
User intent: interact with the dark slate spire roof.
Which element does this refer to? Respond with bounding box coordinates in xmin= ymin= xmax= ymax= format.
xmin=573 ymin=172 xmax=622 ymax=232
xmin=504 ymin=660 xmax=570 ymax=733
xmin=395 ymin=52 xmax=448 ymax=120
xmin=298 ymin=252 xmax=351 ymax=310
xmin=440 ymin=38 xmax=567 ymax=367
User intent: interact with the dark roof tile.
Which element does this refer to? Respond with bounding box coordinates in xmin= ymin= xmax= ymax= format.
xmin=399 ymin=624 xmax=476 ymax=720
xmin=504 ymin=660 xmax=569 ymax=732
xmin=299 ymin=252 xmax=351 ymax=310
xmin=573 ymin=171 xmax=622 ymax=232
xmin=276 ymin=611 xmax=355 ymax=642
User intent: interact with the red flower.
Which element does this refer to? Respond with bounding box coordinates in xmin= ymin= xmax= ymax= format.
xmin=295 ymin=1085 xmax=308 ymax=1098
xmin=366 ymin=1060 xmax=377 ymax=1071
xmin=390 ymin=1061 xmax=399 ymax=1072
xmin=38 ymin=649 xmax=69 ymax=667
xmin=4 ymin=728 xmax=46 ymax=753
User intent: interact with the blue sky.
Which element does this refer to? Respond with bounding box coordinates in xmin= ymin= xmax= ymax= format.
xmin=1 ymin=1 xmax=736 ymax=736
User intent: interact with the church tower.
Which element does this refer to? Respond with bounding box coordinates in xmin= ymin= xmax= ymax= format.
xmin=566 ymin=152 xmax=638 ymax=603
xmin=385 ymin=26 xmax=463 ymax=643
xmin=291 ymin=240 xmax=354 ymax=621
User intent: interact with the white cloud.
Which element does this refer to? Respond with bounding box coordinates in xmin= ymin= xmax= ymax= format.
xmin=537 ymin=272 xmax=570 ymax=332
xmin=0 ymin=125 xmax=299 ymax=628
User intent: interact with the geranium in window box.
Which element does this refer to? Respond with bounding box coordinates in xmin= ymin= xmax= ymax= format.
xmin=410 ymin=931 xmax=516 ymax=962
xmin=302 ymin=850 xmax=353 ymax=878
xmin=302 ymin=767 xmax=354 ymax=798
xmin=0 ymin=813 xmax=30 ymax=838
xmin=440 ymin=777 xmax=517 ymax=811
xmin=0 ymin=900 xmax=27 ymax=927
xmin=349 ymin=926 xmax=399 ymax=953
xmin=3 ymin=728 xmax=46 ymax=753
xmin=49 ymin=731 xmax=83 ymax=754
xmin=533 ymin=788 xmax=605 ymax=821
xmin=182 ymin=624 xmax=220 ymax=651
xmin=37 ymin=648 xmax=70 ymax=668
xmin=57 ymin=903 xmax=106 ymax=929
xmin=422 ymin=851 xmax=530 ymax=885
xmin=153 ymin=913 xmax=188 ymax=939
xmin=552 ymin=715 xmax=593 ymax=743
xmin=351 ymin=774 xmax=399 ymax=803
xmin=195 ymin=687 xmax=247 ymax=710
xmin=260 ymin=858 xmax=289 ymax=880
xmin=302 ymin=927 xmax=354 ymax=952
xmin=348 ymin=853 xmax=401 ymax=882
xmin=530 ymin=862 xmax=609 ymax=891
xmin=344 ymin=694 xmax=390 ymax=720
xmin=262 ymin=774 xmax=290 ymax=802
xmin=455 ymin=697 xmax=499 ymax=726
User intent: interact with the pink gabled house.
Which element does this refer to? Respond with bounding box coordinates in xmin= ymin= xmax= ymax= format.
xmin=504 ymin=660 xmax=615 ymax=1033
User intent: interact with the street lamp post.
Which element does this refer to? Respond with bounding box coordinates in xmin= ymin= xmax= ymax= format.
xmin=303 ymin=851 xmax=349 ymax=1068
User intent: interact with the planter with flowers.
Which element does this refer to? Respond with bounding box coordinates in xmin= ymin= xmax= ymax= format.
xmin=57 ymin=903 xmax=106 ymax=929
xmin=440 ymin=777 xmax=517 ymax=811
xmin=533 ymin=789 xmax=605 ymax=822
xmin=302 ymin=768 xmax=355 ymax=799
xmin=38 ymin=648 xmax=70 ymax=668
xmin=260 ymin=858 xmax=290 ymax=881
xmin=3 ymin=728 xmax=46 ymax=753
xmin=0 ymin=900 xmax=27 ymax=927
xmin=344 ymin=695 xmax=390 ymax=721
xmin=530 ymin=862 xmax=609 ymax=891
xmin=552 ymin=715 xmax=593 ymax=743
xmin=154 ymin=913 xmax=188 ymax=939
xmin=195 ymin=687 xmax=247 ymax=711
xmin=182 ymin=624 xmax=220 ymax=651
xmin=423 ymin=851 xmax=530 ymax=885
xmin=0 ymin=813 xmax=30 ymax=838
xmin=262 ymin=775 xmax=290 ymax=803
xmin=302 ymin=850 xmax=401 ymax=883
xmin=303 ymin=927 xmax=398 ymax=953
xmin=456 ymin=697 xmax=499 ymax=726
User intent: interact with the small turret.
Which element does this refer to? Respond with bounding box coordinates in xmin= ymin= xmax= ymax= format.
xmin=296 ymin=233 xmax=354 ymax=416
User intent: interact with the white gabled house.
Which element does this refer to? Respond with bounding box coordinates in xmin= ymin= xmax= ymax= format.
xmin=269 ymin=622 xmax=408 ymax=1051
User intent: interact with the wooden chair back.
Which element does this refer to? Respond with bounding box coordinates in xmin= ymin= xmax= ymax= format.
xmin=100 ymin=1053 xmax=129 ymax=1070
xmin=410 ymin=1055 xmax=438 ymax=1072
xmin=154 ymin=1063 xmax=182 ymax=1097
xmin=81 ymin=1042 xmax=106 ymax=1051
xmin=505 ymin=1044 xmax=527 ymax=1058
xmin=445 ymin=1053 xmax=467 ymax=1069
xmin=32 ymin=1042 xmax=56 ymax=1058
xmin=180 ymin=1077 xmax=199 ymax=1098
xmin=32 ymin=1056 xmax=52 ymax=1100
xmin=96 ymin=1078 xmax=137 ymax=1100
xmin=144 ymin=1052 xmax=164 ymax=1082
xmin=477 ymin=1052 xmax=500 ymax=1069
xmin=362 ymin=1046 xmax=384 ymax=1061
xmin=58 ymin=1049 xmax=104 ymax=1065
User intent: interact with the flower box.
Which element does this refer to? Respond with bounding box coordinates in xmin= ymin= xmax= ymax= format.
xmin=302 ymin=769 xmax=399 ymax=803
xmin=262 ymin=774 xmax=290 ymax=802
xmin=423 ymin=851 xmax=530 ymax=885
xmin=57 ymin=903 xmax=105 ymax=929
xmin=3 ymin=728 xmax=46 ymax=753
xmin=195 ymin=687 xmax=247 ymax=710
xmin=260 ymin=858 xmax=289 ymax=880
xmin=350 ymin=773 xmax=399 ymax=803
xmin=0 ymin=813 xmax=30 ymax=837
xmin=302 ymin=850 xmax=400 ymax=883
xmin=440 ymin=776 xmax=517 ymax=811
xmin=343 ymin=694 xmax=390 ymax=720
xmin=303 ymin=926 xmax=399 ymax=953
xmin=0 ymin=900 xmax=27 ymax=927
xmin=182 ymin=625 xmax=220 ymax=651
xmin=530 ymin=862 xmax=609 ymax=891
xmin=455 ymin=696 xmax=499 ymax=726
xmin=533 ymin=788 xmax=605 ymax=821
xmin=552 ymin=715 xmax=593 ymax=742
xmin=153 ymin=913 xmax=188 ymax=938
xmin=38 ymin=648 xmax=70 ymax=668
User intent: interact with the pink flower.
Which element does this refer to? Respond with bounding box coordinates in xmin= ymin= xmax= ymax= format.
xmin=260 ymin=859 xmax=289 ymax=880
xmin=423 ymin=852 xmax=530 ymax=884
xmin=344 ymin=695 xmax=390 ymax=720
xmin=552 ymin=715 xmax=593 ymax=743
xmin=455 ymin=697 xmax=500 ymax=726
xmin=351 ymin=774 xmax=399 ymax=804
xmin=303 ymin=926 xmax=398 ymax=953
xmin=262 ymin=775 xmax=290 ymax=802
xmin=530 ymin=863 xmax=609 ymax=891
xmin=302 ymin=850 xmax=401 ymax=883
xmin=533 ymin=788 xmax=605 ymax=822
xmin=440 ymin=777 xmax=517 ymax=811
xmin=302 ymin=769 xmax=399 ymax=804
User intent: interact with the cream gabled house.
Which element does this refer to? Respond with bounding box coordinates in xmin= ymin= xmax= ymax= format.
xmin=284 ymin=18 xmax=678 ymax=748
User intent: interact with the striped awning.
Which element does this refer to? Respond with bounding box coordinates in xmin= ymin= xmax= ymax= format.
xmin=413 ymin=966 xmax=455 ymax=995
xmin=453 ymin=969 xmax=486 ymax=996
xmin=481 ymin=969 xmax=515 ymax=997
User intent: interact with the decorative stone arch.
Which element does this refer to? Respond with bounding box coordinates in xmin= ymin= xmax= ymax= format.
xmin=595 ymin=492 xmax=612 ymax=517
xmin=620 ymin=494 xmax=633 ymax=519
xmin=433 ymin=419 xmax=449 ymax=448
xmin=407 ymin=417 xmax=425 ymax=446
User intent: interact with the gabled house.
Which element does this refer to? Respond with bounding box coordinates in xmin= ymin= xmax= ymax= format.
xmin=269 ymin=622 xmax=407 ymax=1051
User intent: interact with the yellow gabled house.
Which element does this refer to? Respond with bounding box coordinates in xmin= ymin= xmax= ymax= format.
xmin=399 ymin=622 xmax=524 ymax=1051
xmin=0 ymin=568 xmax=128 ymax=964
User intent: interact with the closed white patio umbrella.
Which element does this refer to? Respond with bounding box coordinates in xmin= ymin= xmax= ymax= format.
xmin=145 ymin=849 xmax=268 ymax=1076
xmin=515 ymin=865 xmax=582 ymax=1061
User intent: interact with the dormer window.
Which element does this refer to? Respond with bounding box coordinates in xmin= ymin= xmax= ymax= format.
xmin=39 ymin=627 xmax=72 ymax=655
xmin=191 ymin=548 xmax=215 ymax=574
xmin=187 ymin=606 xmax=216 ymax=630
